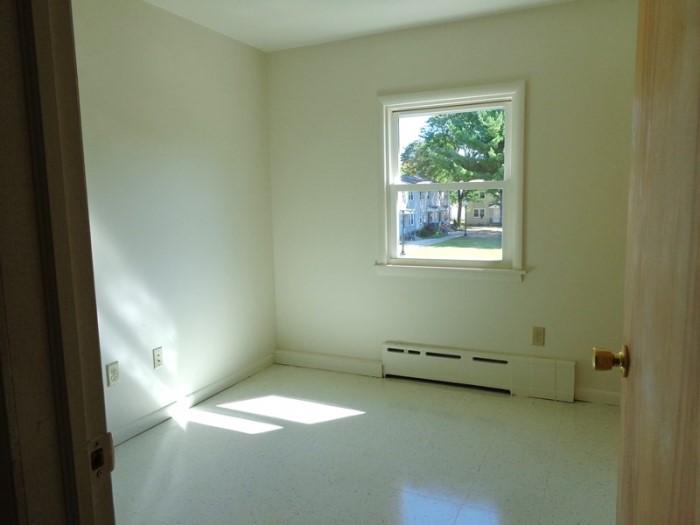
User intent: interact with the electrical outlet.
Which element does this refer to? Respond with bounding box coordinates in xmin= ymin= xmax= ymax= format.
xmin=152 ymin=347 xmax=163 ymax=369
xmin=532 ymin=326 xmax=546 ymax=346
xmin=106 ymin=361 xmax=119 ymax=386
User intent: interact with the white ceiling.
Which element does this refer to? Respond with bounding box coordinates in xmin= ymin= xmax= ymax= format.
xmin=144 ymin=0 xmax=576 ymax=52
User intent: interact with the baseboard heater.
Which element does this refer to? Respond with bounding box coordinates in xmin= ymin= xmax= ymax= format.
xmin=382 ymin=342 xmax=575 ymax=402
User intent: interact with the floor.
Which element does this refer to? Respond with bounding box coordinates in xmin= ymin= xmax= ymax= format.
xmin=113 ymin=365 xmax=619 ymax=525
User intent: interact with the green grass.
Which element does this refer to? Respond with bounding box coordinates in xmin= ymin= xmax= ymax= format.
xmin=416 ymin=232 xmax=448 ymax=240
xmin=432 ymin=235 xmax=502 ymax=250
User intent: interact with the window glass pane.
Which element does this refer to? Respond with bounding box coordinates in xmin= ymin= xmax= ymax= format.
xmin=398 ymin=108 xmax=506 ymax=184
xmin=396 ymin=190 xmax=503 ymax=262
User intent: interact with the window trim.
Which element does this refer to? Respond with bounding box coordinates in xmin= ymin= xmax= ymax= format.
xmin=377 ymin=81 xmax=525 ymax=276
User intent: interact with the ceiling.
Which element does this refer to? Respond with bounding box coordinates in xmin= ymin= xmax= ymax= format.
xmin=144 ymin=0 xmax=576 ymax=52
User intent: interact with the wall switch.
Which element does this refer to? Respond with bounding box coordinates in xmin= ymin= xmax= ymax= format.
xmin=106 ymin=361 xmax=119 ymax=386
xmin=532 ymin=326 xmax=546 ymax=346
xmin=152 ymin=347 xmax=164 ymax=369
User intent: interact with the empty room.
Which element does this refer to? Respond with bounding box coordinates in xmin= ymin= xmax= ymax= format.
xmin=75 ymin=0 xmax=633 ymax=523
xmin=4 ymin=0 xmax=697 ymax=524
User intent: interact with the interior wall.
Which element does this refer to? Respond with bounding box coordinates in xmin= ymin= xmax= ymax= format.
xmin=72 ymin=0 xmax=276 ymax=432
xmin=268 ymin=0 xmax=638 ymax=398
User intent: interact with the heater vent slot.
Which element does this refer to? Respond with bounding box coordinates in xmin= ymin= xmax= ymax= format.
xmin=425 ymin=352 xmax=461 ymax=360
xmin=473 ymin=356 xmax=508 ymax=365
xmin=382 ymin=341 xmax=576 ymax=402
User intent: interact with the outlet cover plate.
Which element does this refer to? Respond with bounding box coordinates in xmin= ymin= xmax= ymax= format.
xmin=532 ymin=326 xmax=545 ymax=346
xmin=153 ymin=347 xmax=163 ymax=369
xmin=106 ymin=361 xmax=119 ymax=386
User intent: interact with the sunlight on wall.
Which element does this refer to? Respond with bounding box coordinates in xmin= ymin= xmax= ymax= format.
xmin=91 ymin=219 xmax=189 ymax=422
xmin=218 ymin=395 xmax=365 ymax=424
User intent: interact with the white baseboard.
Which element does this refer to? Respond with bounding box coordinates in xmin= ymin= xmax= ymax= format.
xmin=274 ymin=349 xmax=383 ymax=377
xmin=274 ymin=348 xmax=619 ymax=406
xmin=574 ymin=387 xmax=621 ymax=406
xmin=111 ymin=353 xmax=274 ymax=445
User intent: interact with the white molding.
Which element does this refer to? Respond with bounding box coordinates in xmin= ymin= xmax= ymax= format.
xmin=378 ymin=81 xmax=525 ymax=109
xmin=274 ymin=349 xmax=383 ymax=377
xmin=270 ymin=350 xmax=617 ymax=407
xmin=574 ymin=387 xmax=621 ymax=406
xmin=111 ymin=354 xmax=274 ymax=445
xmin=375 ymin=263 xmax=525 ymax=281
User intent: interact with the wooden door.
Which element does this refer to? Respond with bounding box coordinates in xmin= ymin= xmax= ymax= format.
xmin=0 ymin=0 xmax=114 ymax=522
xmin=619 ymin=0 xmax=699 ymax=523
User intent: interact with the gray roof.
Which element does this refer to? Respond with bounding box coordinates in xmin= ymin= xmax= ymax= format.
xmin=400 ymin=174 xmax=430 ymax=184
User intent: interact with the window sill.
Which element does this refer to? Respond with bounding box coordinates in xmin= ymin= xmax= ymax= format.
xmin=374 ymin=263 xmax=526 ymax=282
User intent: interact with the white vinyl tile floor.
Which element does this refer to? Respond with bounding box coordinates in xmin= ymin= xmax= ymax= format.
xmin=113 ymin=365 xmax=619 ymax=525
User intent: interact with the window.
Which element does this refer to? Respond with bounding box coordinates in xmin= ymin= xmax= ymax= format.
xmin=379 ymin=82 xmax=524 ymax=273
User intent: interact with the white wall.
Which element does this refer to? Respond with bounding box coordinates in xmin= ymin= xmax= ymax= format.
xmin=268 ymin=0 xmax=638 ymax=400
xmin=73 ymin=0 xmax=276 ymax=434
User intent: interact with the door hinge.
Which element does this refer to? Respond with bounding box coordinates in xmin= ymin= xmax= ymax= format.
xmin=88 ymin=432 xmax=114 ymax=480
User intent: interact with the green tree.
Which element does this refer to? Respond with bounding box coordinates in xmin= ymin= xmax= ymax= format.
xmin=401 ymin=109 xmax=505 ymax=227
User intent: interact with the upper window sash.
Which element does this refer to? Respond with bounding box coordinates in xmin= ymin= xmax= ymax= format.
xmin=386 ymin=101 xmax=513 ymax=186
xmin=381 ymin=82 xmax=524 ymax=184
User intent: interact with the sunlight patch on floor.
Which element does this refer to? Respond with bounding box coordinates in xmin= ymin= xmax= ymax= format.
xmin=219 ymin=395 xmax=364 ymax=424
xmin=175 ymin=407 xmax=283 ymax=434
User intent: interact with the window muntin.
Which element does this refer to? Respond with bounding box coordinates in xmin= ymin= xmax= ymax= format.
xmin=380 ymin=83 xmax=524 ymax=271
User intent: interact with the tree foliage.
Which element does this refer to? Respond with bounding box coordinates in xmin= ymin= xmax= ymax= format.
xmin=400 ymin=109 xmax=505 ymax=226
xmin=401 ymin=109 xmax=505 ymax=182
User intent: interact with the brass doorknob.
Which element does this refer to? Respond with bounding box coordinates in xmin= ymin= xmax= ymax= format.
xmin=592 ymin=345 xmax=629 ymax=377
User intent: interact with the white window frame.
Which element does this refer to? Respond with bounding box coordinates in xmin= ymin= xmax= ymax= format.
xmin=377 ymin=82 xmax=525 ymax=277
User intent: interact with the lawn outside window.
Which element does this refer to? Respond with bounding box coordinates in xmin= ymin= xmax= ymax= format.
xmin=377 ymin=82 xmax=525 ymax=279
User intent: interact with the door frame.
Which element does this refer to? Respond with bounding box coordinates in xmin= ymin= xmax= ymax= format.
xmin=0 ymin=0 xmax=113 ymax=522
